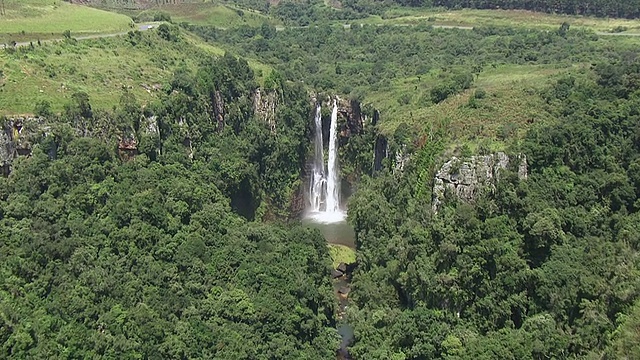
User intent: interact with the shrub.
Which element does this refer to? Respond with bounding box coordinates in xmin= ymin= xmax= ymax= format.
xmin=34 ymin=100 xmax=53 ymax=117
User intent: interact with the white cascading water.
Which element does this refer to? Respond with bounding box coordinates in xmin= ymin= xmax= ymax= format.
xmin=309 ymin=104 xmax=325 ymax=212
xmin=307 ymin=100 xmax=345 ymax=223
xmin=326 ymin=100 xmax=340 ymax=213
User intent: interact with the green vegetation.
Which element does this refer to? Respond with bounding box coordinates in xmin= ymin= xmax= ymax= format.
xmin=0 ymin=50 xmax=340 ymax=359
xmin=190 ymin=22 xmax=632 ymax=146
xmin=227 ymin=0 xmax=640 ymax=32
xmin=0 ymin=0 xmax=133 ymax=43
xmin=0 ymin=26 xmax=271 ymax=116
xmin=136 ymin=3 xmax=277 ymax=27
xmin=359 ymin=8 xmax=640 ymax=33
xmin=329 ymin=244 xmax=357 ymax=268
xmin=2 ymin=1 xmax=640 ymax=358
xmin=347 ymin=59 xmax=640 ymax=358
xmin=431 ymin=0 xmax=640 ymax=18
xmin=339 ymin=0 xmax=640 ymax=19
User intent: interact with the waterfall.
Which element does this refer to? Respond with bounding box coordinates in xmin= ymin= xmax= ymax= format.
xmin=306 ymin=100 xmax=345 ymax=223
xmin=309 ymin=104 xmax=325 ymax=212
xmin=326 ymin=100 xmax=340 ymax=213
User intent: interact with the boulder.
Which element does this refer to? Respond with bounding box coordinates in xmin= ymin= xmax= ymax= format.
xmin=331 ymin=269 xmax=344 ymax=279
xmin=337 ymin=262 xmax=347 ymax=273
xmin=338 ymin=286 xmax=350 ymax=295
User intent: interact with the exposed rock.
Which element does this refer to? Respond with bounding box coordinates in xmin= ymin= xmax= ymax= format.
xmin=0 ymin=117 xmax=46 ymax=174
xmin=338 ymin=286 xmax=350 ymax=295
xmin=118 ymin=137 xmax=138 ymax=151
xmin=206 ymin=87 xmax=281 ymax=133
xmin=337 ymin=262 xmax=347 ymax=273
xmin=213 ymin=90 xmax=225 ymax=132
xmin=518 ymin=154 xmax=528 ymax=179
xmin=0 ymin=125 xmax=15 ymax=166
xmin=311 ymin=95 xmax=366 ymax=140
xmin=394 ymin=144 xmax=410 ymax=174
xmin=373 ymin=134 xmax=388 ymax=173
xmin=253 ymin=88 xmax=278 ymax=133
xmin=288 ymin=182 xmax=307 ymax=219
xmin=142 ymin=115 xmax=159 ymax=137
xmin=332 ymin=269 xmax=344 ymax=279
xmin=432 ymin=152 xmax=527 ymax=212
xmin=338 ymin=98 xmax=364 ymax=136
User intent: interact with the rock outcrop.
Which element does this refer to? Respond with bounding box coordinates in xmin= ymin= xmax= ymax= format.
xmin=253 ymin=88 xmax=278 ymax=133
xmin=432 ymin=152 xmax=527 ymax=212
xmin=394 ymin=144 xmax=410 ymax=174
xmin=0 ymin=117 xmax=46 ymax=175
xmin=372 ymin=110 xmax=388 ymax=173
xmin=336 ymin=97 xmax=365 ymax=137
xmin=313 ymin=95 xmax=367 ymax=140
xmin=213 ymin=90 xmax=225 ymax=132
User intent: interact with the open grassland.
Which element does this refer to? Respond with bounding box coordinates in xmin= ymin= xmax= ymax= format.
xmin=127 ymin=2 xmax=278 ymax=27
xmin=0 ymin=0 xmax=134 ymax=43
xmin=160 ymin=3 xmax=275 ymax=27
xmin=0 ymin=29 xmax=272 ymax=116
xmin=366 ymin=64 xmax=570 ymax=147
xmin=359 ymin=8 xmax=640 ymax=33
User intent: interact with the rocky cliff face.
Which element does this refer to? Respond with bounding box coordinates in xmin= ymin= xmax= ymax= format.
xmin=0 ymin=117 xmax=46 ymax=175
xmin=432 ymin=152 xmax=528 ymax=212
xmin=336 ymin=97 xmax=365 ymax=138
xmin=370 ymin=110 xmax=387 ymax=173
xmin=253 ymin=89 xmax=278 ymax=133
xmin=212 ymin=90 xmax=225 ymax=132
xmin=313 ymin=95 xmax=368 ymax=140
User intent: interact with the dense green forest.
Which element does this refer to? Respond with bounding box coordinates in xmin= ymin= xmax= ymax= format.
xmin=347 ymin=60 xmax=640 ymax=358
xmin=0 ymin=49 xmax=341 ymax=358
xmin=224 ymin=0 xmax=640 ymax=25
xmin=3 ymin=6 xmax=640 ymax=359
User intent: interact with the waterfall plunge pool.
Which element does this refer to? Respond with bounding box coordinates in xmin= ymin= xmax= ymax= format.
xmin=302 ymin=217 xmax=355 ymax=249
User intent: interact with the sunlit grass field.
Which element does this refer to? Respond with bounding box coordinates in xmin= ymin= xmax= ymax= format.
xmin=359 ymin=8 xmax=640 ymax=33
xmin=0 ymin=29 xmax=272 ymax=116
xmin=0 ymin=0 xmax=134 ymax=43
xmin=364 ymin=63 xmax=565 ymax=149
xmin=328 ymin=244 xmax=356 ymax=269
xmin=114 ymin=2 xmax=278 ymax=28
xmin=152 ymin=3 xmax=275 ymax=27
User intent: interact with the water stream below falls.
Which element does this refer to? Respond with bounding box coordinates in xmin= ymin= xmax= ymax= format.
xmin=303 ymin=219 xmax=356 ymax=359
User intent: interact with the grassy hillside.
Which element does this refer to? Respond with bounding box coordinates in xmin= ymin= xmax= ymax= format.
xmin=88 ymin=1 xmax=279 ymax=28
xmin=0 ymin=0 xmax=134 ymax=43
xmin=367 ymin=64 xmax=559 ymax=144
xmin=359 ymin=8 xmax=640 ymax=33
xmin=135 ymin=3 xmax=277 ymax=27
xmin=0 ymin=26 xmax=272 ymax=116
